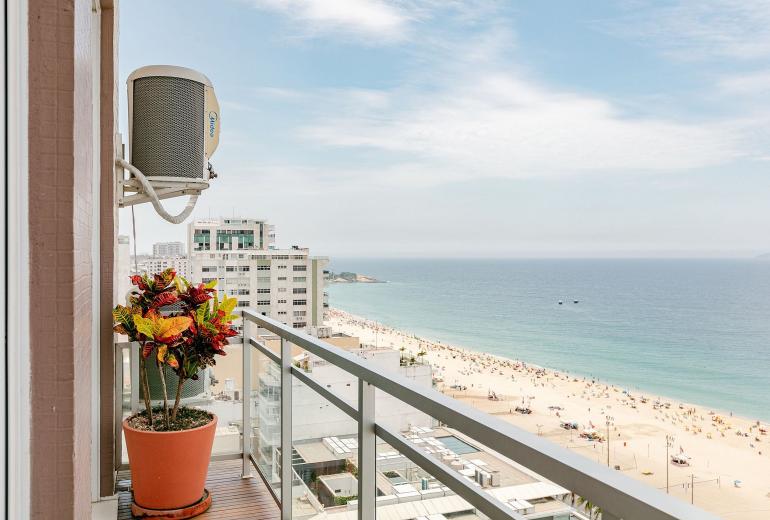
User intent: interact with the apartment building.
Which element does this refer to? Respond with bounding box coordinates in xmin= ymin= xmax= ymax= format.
xmin=151 ymin=241 xmax=184 ymax=257
xmin=135 ymin=255 xmax=189 ymax=279
xmin=187 ymin=218 xmax=327 ymax=332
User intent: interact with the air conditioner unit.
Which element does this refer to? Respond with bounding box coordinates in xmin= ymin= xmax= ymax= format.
xmin=117 ymin=65 xmax=221 ymax=223
xmin=141 ymin=362 xmax=212 ymax=407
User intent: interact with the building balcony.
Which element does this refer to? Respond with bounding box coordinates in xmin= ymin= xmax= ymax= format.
xmin=112 ymin=312 xmax=717 ymax=520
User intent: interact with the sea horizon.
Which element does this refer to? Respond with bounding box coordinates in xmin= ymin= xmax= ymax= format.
xmin=327 ymin=258 xmax=770 ymax=422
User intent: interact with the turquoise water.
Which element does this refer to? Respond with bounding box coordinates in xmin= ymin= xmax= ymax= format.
xmin=327 ymin=259 xmax=770 ymax=421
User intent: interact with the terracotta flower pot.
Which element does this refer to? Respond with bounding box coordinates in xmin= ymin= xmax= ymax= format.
xmin=123 ymin=414 xmax=217 ymax=511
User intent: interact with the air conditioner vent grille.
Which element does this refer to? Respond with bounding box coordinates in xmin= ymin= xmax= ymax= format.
xmin=131 ymin=76 xmax=205 ymax=180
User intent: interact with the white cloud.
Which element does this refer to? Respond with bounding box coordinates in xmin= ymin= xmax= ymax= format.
xmin=242 ymin=0 xmax=410 ymax=40
xmin=299 ymin=72 xmax=743 ymax=184
xmin=239 ymin=0 xmax=502 ymax=42
xmin=598 ymin=0 xmax=770 ymax=61
xmin=718 ymin=72 xmax=770 ymax=95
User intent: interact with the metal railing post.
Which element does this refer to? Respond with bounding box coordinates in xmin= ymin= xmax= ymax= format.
xmin=280 ymin=337 xmax=293 ymax=520
xmin=130 ymin=342 xmax=139 ymax=413
xmin=242 ymin=318 xmax=252 ymax=478
xmin=358 ymin=379 xmax=376 ymax=520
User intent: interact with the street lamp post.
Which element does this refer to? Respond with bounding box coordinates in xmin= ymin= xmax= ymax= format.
xmin=666 ymin=434 xmax=675 ymax=494
xmin=605 ymin=416 xmax=614 ymax=467
xmin=691 ymin=474 xmax=695 ymax=504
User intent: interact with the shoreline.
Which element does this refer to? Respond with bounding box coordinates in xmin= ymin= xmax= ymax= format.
xmin=332 ymin=308 xmax=757 ymax=424
xmin=328 ymin=307 xmax=770 ymax=519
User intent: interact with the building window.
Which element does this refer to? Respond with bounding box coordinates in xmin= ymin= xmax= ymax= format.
xmin=257 ymin=300 xmax=270 ymax=306
xmin=277 ymin=265 xmax=287 ymax=269
xmin=257 ymin=288 xmax=270 ymax=294
xmin=293 ymin=265 xmax=306 ymax=272
xmin=277 ymin=299 xmax=287 ymax=304
xmin=237 ymin=289 xmax=250 ymax=295
xmin=277 ymin=287 xmax=287 ymax=293
xmin=292 ymin=276 xmax=306 ymax=283
xmin=202 ymin=277 xmax=215 ymax=283
xmin=292 ymin=322 xmax=307 ymax=328
xmin=257 ymin=265 xmax=270 ymax=271
xmin=293 ymin=310 xmax=306 ymax=317
xmin=292 ymin=255 xmax=305 ymax=260
xmin=277 ymin=276 xmax=287 ymax=281
xmin=277 ymin=311 xmax=287 ymax=315
xmin=239 ymin=265 xmax=250 ymax=272
xmin=202 ymin=266 xmax=217 ymax=272
xmin=292 ymin=288 xmax=306 ymax=294
xmin=292 ymin=299 xmax=306 ymax=306
xmin=226 ymin=266 xmax=236 ymax=272
xmin=273 ymin=255 xmax=289 ymax=260
xmin=237 ymin=300 xmax=250 ymax=307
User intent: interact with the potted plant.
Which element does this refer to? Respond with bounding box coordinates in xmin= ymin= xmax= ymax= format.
xmin=113 ymin=268 xmax=238 ymax=517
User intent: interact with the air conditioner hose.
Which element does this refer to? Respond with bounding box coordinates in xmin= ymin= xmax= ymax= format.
xmin=116 ymin=158 xmax=198 ymax=224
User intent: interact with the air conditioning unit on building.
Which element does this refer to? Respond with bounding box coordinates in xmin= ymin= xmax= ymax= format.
xmin=117 ymin=65 xmax=221 ymax=223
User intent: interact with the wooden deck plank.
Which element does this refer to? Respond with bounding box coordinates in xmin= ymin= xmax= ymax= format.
xmin=117 ymin=459 xmax=280 ymax=519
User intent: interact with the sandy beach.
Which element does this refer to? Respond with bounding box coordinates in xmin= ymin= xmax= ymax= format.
xmin=327 ymin=308 xmax=770 ymax=519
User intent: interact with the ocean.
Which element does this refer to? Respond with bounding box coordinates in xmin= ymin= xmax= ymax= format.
xmin=327 ymin=259 xmax=770 ymax=421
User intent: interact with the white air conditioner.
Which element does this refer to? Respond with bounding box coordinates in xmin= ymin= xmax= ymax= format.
xmin=117 ymin=65 xmax=221 ymax=223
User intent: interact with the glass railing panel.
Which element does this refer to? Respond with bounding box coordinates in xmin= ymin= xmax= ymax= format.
xmin=290 ymin=344 xmax=359 ymax=520
xmin=192 ymin=335 xmax=244 ymax=456
xmin=250 ymin=329 xmax=282 ymax=500
xmin=292 ymin=373 xmax=358 ymax=520
xmin=374 ymin=433 xmax=492 ymax=520
xmin=374 ymin=428 xmax=589 ymax=520
xmin=119 ymin=342 xmax=133 ymax=466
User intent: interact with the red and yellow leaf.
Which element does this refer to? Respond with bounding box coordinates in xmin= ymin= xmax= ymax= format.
xmin=141 ymin=343 xmax=155 ymax=358
xmin=153 ymin=316 xmax=193 ymax=343
xmin=151 ymin=291 xmax=179 ymax=309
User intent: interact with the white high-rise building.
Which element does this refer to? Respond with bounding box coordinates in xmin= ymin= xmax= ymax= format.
xmin=152 ymin=241 xmax=185 ymax=257
xmin=137 ymin=256 xmax=189 ymax=279
xmin=187 ymin=217 xmax=327 ymax=333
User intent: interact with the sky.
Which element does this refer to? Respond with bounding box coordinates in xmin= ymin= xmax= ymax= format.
xmin=119 ymin=0 xmax=770 ymax=258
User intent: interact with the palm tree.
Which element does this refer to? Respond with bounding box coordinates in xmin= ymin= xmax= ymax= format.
xmin=576 ymin=496 xmax=602 ymax=520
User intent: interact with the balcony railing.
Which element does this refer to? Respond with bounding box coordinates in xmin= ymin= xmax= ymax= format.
xmin=241 ymin=310 xmax=719 ymax=520
xmin=115 ymin=311 xmax=719 ymax=520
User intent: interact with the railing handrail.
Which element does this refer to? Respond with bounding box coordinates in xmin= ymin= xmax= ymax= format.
xmin=242 ymin=308 xmax=719 ymax=520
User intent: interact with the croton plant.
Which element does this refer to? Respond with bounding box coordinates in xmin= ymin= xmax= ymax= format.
xmin=113 ymin=268 xmax=238 ymax=430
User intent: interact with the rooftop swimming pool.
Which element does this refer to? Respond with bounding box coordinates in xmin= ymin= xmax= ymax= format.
xmin=436 ymin=435 xmax=479 ymax=455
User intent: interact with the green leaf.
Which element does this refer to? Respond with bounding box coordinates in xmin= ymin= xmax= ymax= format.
xmin=133 ymin=315 xmax=154 ymax=339
xmin=196 ymin=302 xmax=208 ymax=325
xmin=204 ymin=279 xmax=218 ymax=289
xmin=112 ymin=305 xmax=132 ymax=325
xmin=220 ymin=295 xmax=237 ymax=315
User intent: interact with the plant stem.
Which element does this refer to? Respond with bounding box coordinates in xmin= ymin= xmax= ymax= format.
xmin=157 ymin=359 xmax=170 ymax=429
xmin=139 ymin=353 xmax=153 ymax=428
xmin=172 ymin=377 xmax=185 ymax=421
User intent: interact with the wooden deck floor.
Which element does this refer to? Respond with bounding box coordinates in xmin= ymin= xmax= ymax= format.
xmin=117 ymin=459 xmax=280 ymax=520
